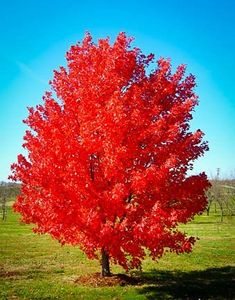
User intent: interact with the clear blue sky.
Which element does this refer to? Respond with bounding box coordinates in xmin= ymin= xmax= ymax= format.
xmin=0 ymin=0 xmax=235 ymax=181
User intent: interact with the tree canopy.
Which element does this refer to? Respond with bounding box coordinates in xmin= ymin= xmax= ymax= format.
xmin=11 ymin=32 xmax=210 ymax=274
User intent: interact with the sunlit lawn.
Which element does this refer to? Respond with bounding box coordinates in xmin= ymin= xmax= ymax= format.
xmin=0 ymin=207 xmax=234 ymax=299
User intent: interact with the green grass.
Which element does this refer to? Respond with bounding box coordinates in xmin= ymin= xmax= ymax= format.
xmin=0 ymin=208 xmax=235 ymax=299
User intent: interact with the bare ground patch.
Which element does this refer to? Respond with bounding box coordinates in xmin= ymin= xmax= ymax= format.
xmin=74 ymin=272 xmax=140 ymax=287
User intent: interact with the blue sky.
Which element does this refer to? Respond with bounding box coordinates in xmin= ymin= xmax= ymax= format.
xmin=0 ymin=0 xmax=234 ymax=181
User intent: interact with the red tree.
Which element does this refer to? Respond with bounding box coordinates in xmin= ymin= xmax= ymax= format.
xmin=11 ymin=32 xmax=210 ymax=276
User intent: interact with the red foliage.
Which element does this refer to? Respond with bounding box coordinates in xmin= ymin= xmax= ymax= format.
xmin=10 ymin=32 xmax=210 ymax=270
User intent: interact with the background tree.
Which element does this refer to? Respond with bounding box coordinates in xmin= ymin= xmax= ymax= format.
xmin=0 ymin=185 xmax=7 ymax=221
xmin=10 ymin=33 xmax=210 ymax=276
xmin=0 ymin=182 xmax=20 ymax=221
xmin=207 ymin=169 xmax=235 ymax=220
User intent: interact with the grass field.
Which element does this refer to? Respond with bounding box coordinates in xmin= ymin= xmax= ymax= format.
xmin=0 ymin=206 xmax=235 ymax=300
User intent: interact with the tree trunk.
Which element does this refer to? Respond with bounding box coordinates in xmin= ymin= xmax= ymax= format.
xmin=2 ymin=196 xmax=7 ymax=221
xmin=101 ymin=248 xmax=111 ymax=277
xmin=220 ymin=207 xmax=224 ymax=222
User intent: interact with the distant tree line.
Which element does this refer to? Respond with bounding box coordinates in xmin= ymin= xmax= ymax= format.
xmin=0 ymin=182 xmax=20 ymax=198
xmin=207 ymin=171 xmax=235 ymax=221
xmin=1 ymin=176 xmax=234 ymax=223
xmin=0 ymin=182 xmax=20 ymax=221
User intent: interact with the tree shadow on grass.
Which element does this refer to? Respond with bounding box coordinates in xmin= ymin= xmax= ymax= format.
xmin=137 ymin=266 xmax=235 ymax=300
